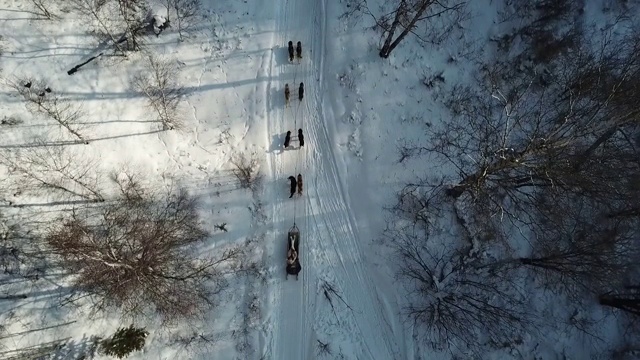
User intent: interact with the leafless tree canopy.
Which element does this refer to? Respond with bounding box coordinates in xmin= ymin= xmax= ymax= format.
xmin=362 ymin=0 xmax=467 ymax=58
xmin=8 ymin=77 xmax=87 ymax=143
xmin=389 ymin=8 xmax=640 ymax=352
xmin=46 ymin=176 xmax=237 ymax=321
xmin=133 ymin=55 xmax=185 ymax=130
xmin=0 ymin=143 xmax=104 ymax=203
xmin=70 ymin=0 xmax=150 ymax=54
xmin=163 ymin=0 xmax=202 ymax=40
xmin=517 ymin=195 xmax=638 ymax=299
xmin=230 ymin=151 xmax=261 ymax=192
xmin=384 ymin=202 xmax=529 ymax=351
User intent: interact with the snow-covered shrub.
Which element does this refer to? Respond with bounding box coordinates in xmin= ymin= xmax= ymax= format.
xmin=230 ymin=151 xmax=261 ymax=191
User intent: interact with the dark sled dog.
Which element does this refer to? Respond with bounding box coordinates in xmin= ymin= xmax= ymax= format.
xmin=284 ymin=131 xmax=291 ymax=148
xmin=288 ymin=41 xmax=294 ymax=62
xmin=296 ymin=41 xmax=302 ymax=60
xmin=298 ymin=128 xmax=304 ymax=147
xmin=298 ymin=82 xmax=304 ymax=101
xmin=297 ymin=174 xmax=303 ymax=195
xmin=288 ymin=176 xmax=297 ymax=198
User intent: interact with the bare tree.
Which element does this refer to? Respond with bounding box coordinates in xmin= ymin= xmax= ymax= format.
xmin=384 ymin=185 xmax=530 ymax=351
xmin=8 ymin=77 xmax=87 ymax=143
xmin=391 ymin=28 xmax=640 ymax=328
xmin=0 ymin=142 xmax=104 ymax=203
xmin=229 ymin=151 xmax=261 ymax=192
xmin=510 ymin=196 xmax=638 ymax=300
xmin=46 ymin=175 xmax=240 ymax=321
xmin=370 ymin=0 xmax=467 ymax=58
xmin=493 ymin=0 xmax=583 ymax=64
xmin=133 ymin=55 xmax=185 ymax=130
xmin=115 ymin=0 xmax=150 ymax=51
xmin=30 ymin=0 xmax=58 ymax=20
xmin=69 ymin=0 xmax=127 ymax=55
xmin=163 ymin=0 xmax=201 ymax=40
xmin=401 ymin=27 xmax=640 ymax=243
xmin=384 ymin=226 xmax=529 ymax=351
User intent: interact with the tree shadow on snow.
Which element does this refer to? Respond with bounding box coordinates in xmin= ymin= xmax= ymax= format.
xmin=269 ymin=133 xmax=284 ymax=154
xmin=274 ymin=44 xmax=292 ymax=67
xmin=0 ymin=129 xmax=164 ymax=149
xmin=49 ymin=334 xmax=101 ymax=360
xmin=269 ymin=85 xmax=287 ymax=111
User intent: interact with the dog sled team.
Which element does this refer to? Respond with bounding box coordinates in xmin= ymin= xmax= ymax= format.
xmin=282 ymin=40 xmax=306 ymax=280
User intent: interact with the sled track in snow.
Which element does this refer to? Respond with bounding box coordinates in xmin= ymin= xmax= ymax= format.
xmin=264 ymin=0 xmax=314 ymax=358
xmin=264 ymin=0 xmax=401 ymax=359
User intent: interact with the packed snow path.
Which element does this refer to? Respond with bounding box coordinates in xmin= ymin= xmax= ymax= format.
xmin=261 ymin=0 xmax=404 ymax=359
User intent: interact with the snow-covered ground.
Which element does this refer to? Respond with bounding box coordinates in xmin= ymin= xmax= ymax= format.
xmin=1 ymin=0 xmax=638 ymax=359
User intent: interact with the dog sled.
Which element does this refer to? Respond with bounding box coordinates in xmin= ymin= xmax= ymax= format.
xmin=286 ymin=224 xmax=302 ymax=280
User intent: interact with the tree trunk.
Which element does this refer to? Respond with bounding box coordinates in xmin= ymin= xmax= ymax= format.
xmin=379 ymin=6 xmax=402 ymax=58
xmin=574 ymin=125 xmax=618 ymax=170
xmin=379 ymin=1 xmax=432 ymax=58
xmin=599 ymin=293 xmax=640 ymax=316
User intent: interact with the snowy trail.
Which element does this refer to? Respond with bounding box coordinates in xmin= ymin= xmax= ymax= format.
xmin=263 ymin=0 xmax=312 ymax=358
xmin=302 ymin=0 xmax=403 ymax=358
xmin=263 ymin=0 xmax=401 ymax=359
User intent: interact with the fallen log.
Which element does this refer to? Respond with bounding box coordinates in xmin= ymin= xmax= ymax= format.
xmin=67 ymin=52 xmax=104 ymax=76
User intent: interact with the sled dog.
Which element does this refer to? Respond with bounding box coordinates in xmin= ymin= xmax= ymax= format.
xmin=288 ymin=41 xmax=294 ymax=62
xmin=284 ymin=83 xmax=290 ymax=106
xmin=288 ymin=176 xmax=297 ymax=198
xmin=296 ymin=41 xmax=302 ymax=60
xmin=284 ymin=131 xmax=291 ymax=148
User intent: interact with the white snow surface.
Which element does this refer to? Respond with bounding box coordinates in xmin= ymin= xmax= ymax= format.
xmin=0 ymin=0 xmax=634 ymax=359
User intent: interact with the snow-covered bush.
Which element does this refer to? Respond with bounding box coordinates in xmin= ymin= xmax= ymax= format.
xmin=230 ymin=151 xmax=261 ymax=191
